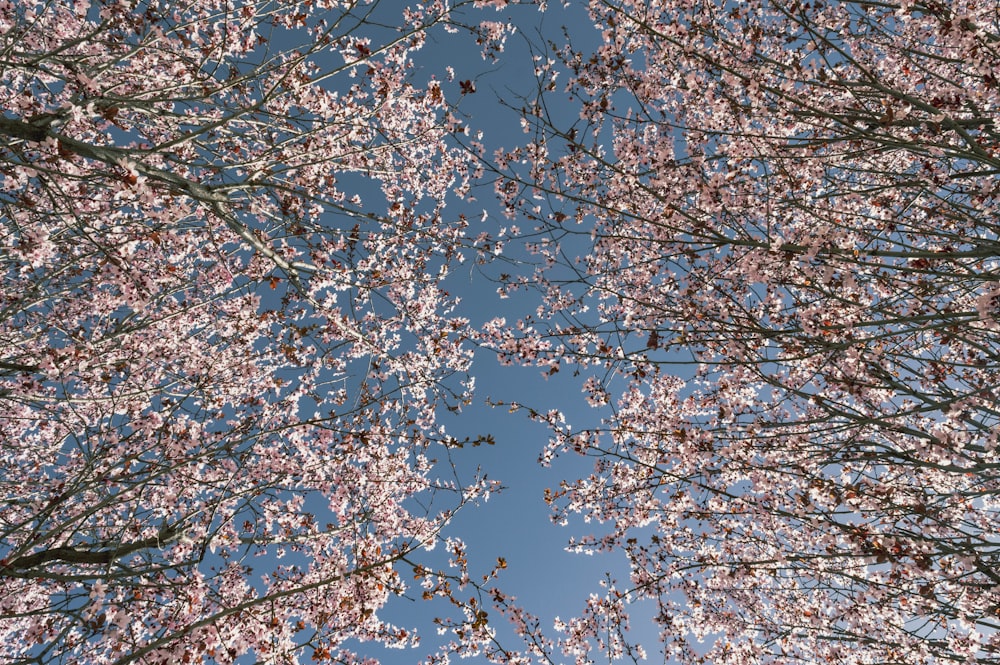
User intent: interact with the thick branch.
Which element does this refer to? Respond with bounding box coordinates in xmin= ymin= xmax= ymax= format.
xmin=0 ymin=360 xmax=39 ymax=373
xmin=2 ymin=522 xmax=185 ymax=572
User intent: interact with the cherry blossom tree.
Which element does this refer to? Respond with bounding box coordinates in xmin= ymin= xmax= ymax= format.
xmin=0 ymin=1 xmax=521 ymax=663
xmin=484 ymin=0 xmax=1000 ymax=662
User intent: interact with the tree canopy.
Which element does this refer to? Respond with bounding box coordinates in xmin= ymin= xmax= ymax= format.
xmin=487 ymin=1 xmax=1000 ymax=662
xmin=2 ymin=1 xmax=999 ymax=664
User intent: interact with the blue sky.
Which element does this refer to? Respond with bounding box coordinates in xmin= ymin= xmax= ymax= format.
xmin=327 ymin=3 xmax=670 ymax=662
